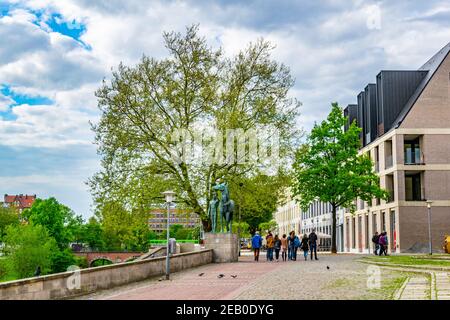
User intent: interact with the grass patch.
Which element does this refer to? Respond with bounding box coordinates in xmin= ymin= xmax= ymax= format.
xmin=324 ymin=277 xmax=353 ymax=289
xmin=362 ymin=255 xmax=450 ymax=267
xmin=362 ymin=272 xmax=410 ymax=300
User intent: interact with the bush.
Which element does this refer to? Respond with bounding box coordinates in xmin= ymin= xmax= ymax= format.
xmin=50 ymin=249 xmax=77 ymax=273
xmin=3 ymin=224 xmax=58 ymax=278
xmin=74 ymin=256 xmax=88 ymax=269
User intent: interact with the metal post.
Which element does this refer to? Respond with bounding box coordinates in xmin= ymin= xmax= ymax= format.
xmin=427 ymin=205 xmax=432 ymax=255
xmin=166 ymin=201 xmax=170 ymax=279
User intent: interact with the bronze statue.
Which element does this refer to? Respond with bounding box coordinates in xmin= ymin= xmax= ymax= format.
xmin=213 ymin=180 xmax=235 ymax=233
xmin=208 ymin=191 xmax=219 ymax=233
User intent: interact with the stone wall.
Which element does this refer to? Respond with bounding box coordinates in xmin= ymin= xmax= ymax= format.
xmin=0 ymin=249 xmax=213 ymax=300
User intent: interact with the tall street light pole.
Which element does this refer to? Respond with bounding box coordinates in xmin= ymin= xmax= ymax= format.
xmin=162 ymin=190 xmax=176 ymax=280
xmin=426 ymin=200 xmax=433 ymax=255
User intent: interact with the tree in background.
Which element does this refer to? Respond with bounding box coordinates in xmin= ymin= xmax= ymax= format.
xmin=258 ymin=220 xmax=278 ymax=234
xmin=76 ymin=217 xmax=106 ymax=251
xmin=3 ymin=224 xmax=58 ymax=278
xmin=22 ymin=197 xmax=82 ymax=249
xmin=292 ymin=103 xmax=388 ymax=253
xmin=232 ymin=221 xmax=250 ymax=238
xmin=0 ymin=206 xmax=19 ymax=241
xmin=229 ymin=171 xmax=290 ymax=233
xmin=89 ymin=25 xmax=301 ymax=230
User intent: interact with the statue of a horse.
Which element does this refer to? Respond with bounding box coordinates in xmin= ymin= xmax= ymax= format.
xmin=213 ymin=181 xmax=234 ymax=233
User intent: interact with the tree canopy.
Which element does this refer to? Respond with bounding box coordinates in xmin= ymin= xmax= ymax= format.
xmin=292 ymin=103 xmax=387 ymax=253
xmin=89 ymin=25 xmax=301 ymax=229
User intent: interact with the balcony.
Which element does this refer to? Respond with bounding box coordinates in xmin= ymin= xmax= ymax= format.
xmin=387 ymin=190 xmax=395 ymax=203
xmin=385 ymin=155 xmax=393 ymax=169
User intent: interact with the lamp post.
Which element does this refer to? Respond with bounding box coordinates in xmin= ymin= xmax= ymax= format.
xmin=162 ymin=190 xmax=175 ymax=280
xmin=426 ymin=200 xmax=432 ymax=255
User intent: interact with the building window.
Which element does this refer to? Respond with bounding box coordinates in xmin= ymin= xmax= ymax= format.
xmin=405 ymin=172 xmax=422 ymax=201
xmin=404 ymin=137 xmax=422 ymax=164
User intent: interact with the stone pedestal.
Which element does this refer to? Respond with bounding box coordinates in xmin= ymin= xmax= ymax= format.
xmin=204 ymin=232 xmax=238 ymax=263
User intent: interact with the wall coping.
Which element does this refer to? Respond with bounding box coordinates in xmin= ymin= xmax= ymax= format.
xmin=0 ymin=249 xmax=212 ymax=289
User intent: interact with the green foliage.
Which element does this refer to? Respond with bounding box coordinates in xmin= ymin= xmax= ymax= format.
xmin=232 ymin=221 xmax=250 ymax=237
xmin=229 ymin=172 xmax=290 ymax=232
xmin=0 ymin=206 xmax=19 ymax=241
xmin=22 ymin=197 xmax=82 ymax=249
xmin=89 ymin=25 xmax=301 ymax=228
xmin=50 ymin=249 xmax=77 ymax=273
xmin=3 ymin=224 xmax=58 ymax=278
xmin=77 ymin=217 xmax=106 ymax=250
xmin=75 ymin=256 xmax=89 ymax=269
xmin=258 ymin=220 xmax=278 ymax=233
xmin=98 ymin=201 xmax=151 ymax=251
xmin=292 ymin=103 xmax=388 ymax=252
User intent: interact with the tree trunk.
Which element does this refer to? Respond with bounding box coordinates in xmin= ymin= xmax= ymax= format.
xmin=331 ymin=204 xmax=337 ymax=254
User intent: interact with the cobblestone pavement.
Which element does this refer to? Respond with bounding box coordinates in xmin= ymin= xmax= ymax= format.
xmin=399 ymin=277 xmax=430 ymax=300
xmin=77 ymin=253 xmax=401 ymax=300
xmin=436 ymin=272 xmax=450 ymax=300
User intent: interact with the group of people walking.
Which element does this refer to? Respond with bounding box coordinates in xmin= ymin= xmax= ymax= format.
xmin=371 ymin=231 xmax=389 ymax=256
xmin=251 ymin=229 xmax=320 ymax=262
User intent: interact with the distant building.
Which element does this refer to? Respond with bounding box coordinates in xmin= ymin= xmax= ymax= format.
xmin=148 ymin=208 xmax=200 ymax=234
xmin=2 ymin=194 xmax=36 ymax=212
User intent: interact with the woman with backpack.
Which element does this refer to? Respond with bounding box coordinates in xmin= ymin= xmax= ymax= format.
xmin=288 ymin=231 xmax=300 ymax=261
xmin=301 ymin=233 xmax=309 ymax=261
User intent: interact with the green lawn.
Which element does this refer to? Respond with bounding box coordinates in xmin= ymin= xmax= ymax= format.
xmin=362 ymin=255 xmax=450 ymax=267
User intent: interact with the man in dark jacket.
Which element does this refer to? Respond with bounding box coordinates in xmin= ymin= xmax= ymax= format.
xmin=372 ymin=232 xmax=380 ymax=255
xmin=308 ymin=229 xmax=318 ymax=260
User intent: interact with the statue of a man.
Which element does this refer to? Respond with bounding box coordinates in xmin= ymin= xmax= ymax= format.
xmin=208 ymin=191 xmax=219 ymax=233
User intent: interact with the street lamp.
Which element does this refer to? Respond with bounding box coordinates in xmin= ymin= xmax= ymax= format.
xmin=426 ymin=200 xmax=433 ymax=255
xmin=162 ymin=190 xmax=176 ymax=280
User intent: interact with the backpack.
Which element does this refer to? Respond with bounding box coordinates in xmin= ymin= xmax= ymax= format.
xmin=294 ymin=236 xmax=300 ymax=248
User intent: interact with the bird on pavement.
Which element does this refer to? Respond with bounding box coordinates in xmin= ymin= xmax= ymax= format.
xmin=231 ymin=275 xmax=237 ymax=278
xmin=217 ymin=274 xmax=224 ymax=278
xmin=198 ymin=273 xmax=205 ymax=277
xmin=326 ymin=266 xmax=330 ymax=270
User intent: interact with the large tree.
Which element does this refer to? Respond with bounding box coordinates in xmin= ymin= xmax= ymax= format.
xmin=292 ymin=103 xmax=388 ymax=253
xmin=22 ymin=197 xmax=82 ymax=249
xmin=0 ymin=206 xmax=19 ymax=241
xmin=90 ymin=25 xmax=300 ymax=229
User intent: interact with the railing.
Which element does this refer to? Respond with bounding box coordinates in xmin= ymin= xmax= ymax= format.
xmin=149 ymin=239 xmax=199 ymax=245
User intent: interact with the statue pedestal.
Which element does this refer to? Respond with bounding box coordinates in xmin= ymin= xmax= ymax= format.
xmin=204 ymin=232 xmax=238 ymax=263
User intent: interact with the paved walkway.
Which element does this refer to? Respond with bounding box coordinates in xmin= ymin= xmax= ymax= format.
xmin=436 ymin=272 xmax=450 ymax=300
xmin=399 ymin=276 xmax=429 ymax=300
xmin=76 ymin=254 xmax=401 ymax=300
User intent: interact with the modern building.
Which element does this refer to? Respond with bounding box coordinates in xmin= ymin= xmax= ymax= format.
xmin=148 ymin=208 xmax=200 ymax=234
xmin=343 ymin=42 xmax=450 ymax=254
xmin=2 ymin=194 xmax=36 ymax=213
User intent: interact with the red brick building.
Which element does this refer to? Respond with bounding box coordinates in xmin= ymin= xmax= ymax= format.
xmin=3 ymin=194 xmax=36 ymax=212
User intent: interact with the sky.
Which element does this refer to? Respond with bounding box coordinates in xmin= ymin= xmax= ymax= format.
xmin=1 ymin=0 xmax=450 ymax=219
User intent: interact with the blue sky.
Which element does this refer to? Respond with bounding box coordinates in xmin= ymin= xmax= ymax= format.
xmin=1 ymin=0 xmax=450 ymax=219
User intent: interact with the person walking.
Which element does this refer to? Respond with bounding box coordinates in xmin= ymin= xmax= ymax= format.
xmin=252 ymin=231 xmax=263 ymax=261
xmin=301 ymin=233 xmax=309 ymax=261
xmin=288 ymin=231 xmax=299 ymax=261
xmin=378 ymin=231 xmax=387 ymax=256
xmin=266 ymin=231 xmax=274 ymax=261
xmin=308 ymin=229 xmax=319 ymax=260
xmin=274 ymin=234 xmax=281 ymax=261
xmin=281 ymin=234 xmax=288 ymax=261
xmin=372 ymin=231 xmax=380 ymax=255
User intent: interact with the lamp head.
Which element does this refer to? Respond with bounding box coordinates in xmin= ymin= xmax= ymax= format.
xmin=162 ymin=190 xmax=176 ymax=203
xmin=426 ymin=200 xmax=432 ymax=209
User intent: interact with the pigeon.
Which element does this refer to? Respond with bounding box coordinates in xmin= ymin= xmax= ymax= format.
xmin=198 ymin=273 xmax=205 ymax=277
xmin=326 ymin=266 xmax=330 ymax=270
xmin=217 ymin=274 xmax=224 ymax=278
xmin=231 ymin=275 xmax=237 ymax=278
